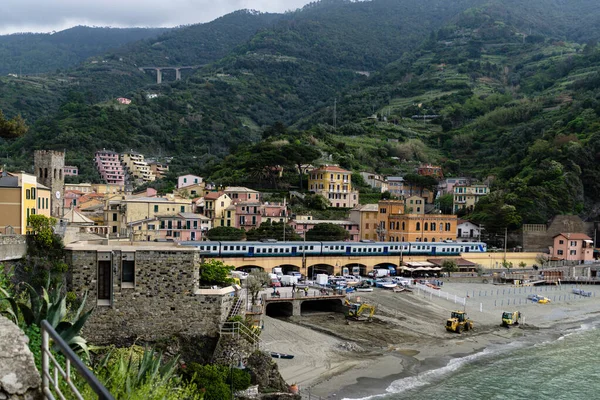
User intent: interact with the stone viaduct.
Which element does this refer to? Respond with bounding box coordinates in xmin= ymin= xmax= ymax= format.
xmin=138 ymin=65 xmax=202 ymax=83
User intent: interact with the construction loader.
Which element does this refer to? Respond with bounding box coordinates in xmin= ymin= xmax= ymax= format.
xmin=445 ymin=311 xmax=473 ymax=333
xmin=501 ymin=311 xmax=522 ymax=327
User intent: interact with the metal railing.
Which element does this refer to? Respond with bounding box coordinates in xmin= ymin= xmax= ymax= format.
xmin=220 ymin=321 xmax=261 ymax=351
xmin=41 ymin=320 xmax=114 ymax=400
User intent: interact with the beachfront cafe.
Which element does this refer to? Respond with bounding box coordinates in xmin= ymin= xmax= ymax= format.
xmin=400 ymin=261 xmax=441 ymax=277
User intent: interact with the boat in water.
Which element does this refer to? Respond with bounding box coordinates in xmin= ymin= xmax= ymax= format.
xmin=270 ymin=352 xmax=294 ymax=359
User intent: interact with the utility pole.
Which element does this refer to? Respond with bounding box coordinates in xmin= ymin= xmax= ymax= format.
xmin=503 ymin=227 xmax=508 ymax=264
xmin=333 ymin=98 xmax=337 ymax=131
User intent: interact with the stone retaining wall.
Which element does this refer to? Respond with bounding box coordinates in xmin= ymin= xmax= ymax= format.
xmin=67 ymin=245 xmax=234 ymax=345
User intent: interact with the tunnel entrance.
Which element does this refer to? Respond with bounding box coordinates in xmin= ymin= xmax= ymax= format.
xmin=308 ymin=264 xmax=334 ymax=279
xmin=265 ymin=302 xmax=294 ymax=318
xmin=279 ymin=265 xmax=301 ymax=275
xmin=300 ymin=299 xmax=343 ymax=315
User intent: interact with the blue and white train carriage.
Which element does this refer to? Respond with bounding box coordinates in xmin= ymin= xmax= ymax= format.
xmin=180 ymin=240 xmax=487 ymax=257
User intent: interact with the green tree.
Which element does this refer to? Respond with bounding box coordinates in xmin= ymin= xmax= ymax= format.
xmin=199 ymin=260 xmax=235 ymax=286
xmin=26 ymin=215 xmax=67 ymax=288
xmin=246 ymin=221 xmax=301 ymax=241
xmin=246 ymin=270 xmax=270 ymax=305
xmin=281 ymin=143 xmax=321 ymax=190
xmin=304 ymin=194 xmax=329 ymax=210
xmin=206 ymin=226 xmax=246 ymax=241
xmin=306 ymin=223 xmax=350 ymax=241
xmin=0 ymin=109 xmax=28 ymax=139
xmin=435 ymin=193 xmax=454 ymax=214
xmin=441 ymin=259 xmax=458 ymax=277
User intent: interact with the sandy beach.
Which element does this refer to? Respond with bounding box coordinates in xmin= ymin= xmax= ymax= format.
xmin=259 ymin=281 xmax=600 ymax=399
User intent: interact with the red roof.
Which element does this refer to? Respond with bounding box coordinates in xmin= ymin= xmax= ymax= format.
xmin=428 ymin=258 xmax=477 ymax=267
xmin=554 ymin=232 xmax=592 ymax=240
xmin=204 ymin=191 xmax=224 ymax=200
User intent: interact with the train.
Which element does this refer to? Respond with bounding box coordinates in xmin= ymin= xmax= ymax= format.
xmin=179 ymin=240 xmax=487 ymax=257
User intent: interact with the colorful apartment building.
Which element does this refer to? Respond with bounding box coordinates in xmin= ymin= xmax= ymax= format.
xmin=104 ymin=195 xmax=192 ymax=236
xmin=63 ymin=166 xmax=79 ymax=176
xmin=359 ymin=172 xmax=389 ymax=193
xmin=121 ymin=152 xmax=155 ymax=183
xmin=65 ymin=183 xmax=93 ymax=193
xmin=203 ymin=192 xmax=232 ymax=221
xmin=308 ymin=165 xmax=359 ymax=208
xmin=225 ymin=187 xmax=261 ymax=202
xmin=177 ymin=174 xmax=203 ymax=189
xmin=457 ymin=220 xmax=481 ymax=242
xmin=386 ymin=176 xmax=406 ymax=199
xmin=376 ymin=200 xmax=406 ymax=241
xmin=0 ymin=172 xmax=51 ymax=234
xmin=438 ymin=177 xmax=469 ymax=196
xmin=129 ymin=212 xmax=211 ymax=242
xmin=94 ymin=150 xmax=125 ymax=185
xmin=453 ymin=184 xmax=489 ymax=214
xmin=550 ymin=233 xmax=594 ymax=263
xmin=149 ymin=162 xmax=169 ymax=179
xmin=417 ymin=164 xmax=443 ymax=180
xmin=349 ymin=203 xmax=379 ymax=241
xmin=386 ymin=213 xmax=457 ymax=242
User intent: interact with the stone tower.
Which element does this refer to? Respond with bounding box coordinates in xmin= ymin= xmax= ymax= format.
xmin=34 ymin=150 xmax=65 ymax=218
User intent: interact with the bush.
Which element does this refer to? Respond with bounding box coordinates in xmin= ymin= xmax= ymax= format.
xmin=185 ymin=363 xmax=251 ymax=400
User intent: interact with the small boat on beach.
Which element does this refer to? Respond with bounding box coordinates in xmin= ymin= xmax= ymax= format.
xmin=270 ymin=352 xmax=294 ymax=359
xmin=572 ymin=288 xmax=592 ymax=297
xmin=382 ymin=283 xmax=397 ymax=289
xmin=356 ymin=287 xmax=374 ymax=292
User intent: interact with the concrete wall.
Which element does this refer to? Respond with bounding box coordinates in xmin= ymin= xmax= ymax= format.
xmin=0 ymin=235 xmax=27 ymax=261
xmin=67 ymin=244 xmax=235 ymax=345
xmin=523 ymin=215 xmax=593 ymax=252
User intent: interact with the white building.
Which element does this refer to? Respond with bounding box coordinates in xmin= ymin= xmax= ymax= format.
xmin=359 ymin=172 xmax=389 ymax=193
xmin=456 ymin=220 xmax=481 ymax=242
xmin=177 ymin=174 xmax=203 ymax=189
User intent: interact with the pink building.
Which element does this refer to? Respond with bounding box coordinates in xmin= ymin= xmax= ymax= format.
xmin=289 ymin=218 xmax=360 ymax=242
xmin=94 ymin=150 xmax=125 ymax=185
xmin=117 ymin=97 xmax=132 ymax=105
xmin=262 ymin=202 xmax=288 ymax=224
xmin=550 ymin=233 xmax=594 ymax=263
xmin=63 ymin=166 xmax=79 ymax=176
xmin=236 ymin=202 xmax=262 ymax=231
xmin=225 ymin=187 xmax=261 ymax=202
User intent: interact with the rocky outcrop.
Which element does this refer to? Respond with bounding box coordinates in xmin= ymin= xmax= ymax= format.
xmin=0 ymin=316 xmax=42 ymax=400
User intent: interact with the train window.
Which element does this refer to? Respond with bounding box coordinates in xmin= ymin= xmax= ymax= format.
xmin=310 ymin=246 xmax=314 ymax=250
xmin=286 ymin=248 xmax=290 ymax=253
xmin=242 ymin=246 xmax=246 ymax=250
xmin=268 ymin=249 xmax=272 ymax=253
xmin=199 ymin=246 xmax=204 ymax=250
xmin=236 ymin=246 xmax=240 ymax=250
xmin=224 ymin=246 xmax=228 ymax=250
xmin=213 ymin=246 xmax=217 ymax=251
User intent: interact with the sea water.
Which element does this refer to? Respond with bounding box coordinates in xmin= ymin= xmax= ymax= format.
xmin=347 ymin=320 xmax=600 ymax=400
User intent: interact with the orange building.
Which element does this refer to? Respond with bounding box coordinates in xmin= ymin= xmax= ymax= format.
xmin=386 ymin=213 xmax=457 ymax=242
xmin=417 ymin=164 xmax=443 ymax=180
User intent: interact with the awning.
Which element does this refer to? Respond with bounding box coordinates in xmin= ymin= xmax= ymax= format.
xmin=584 ymin=240 xmax=593 ymax=243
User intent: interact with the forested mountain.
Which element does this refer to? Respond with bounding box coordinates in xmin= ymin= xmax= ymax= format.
xmin=2 ymin=0 xmax=600 ymax=230
xmin=0 ymin=26 xmax=169 ymax=75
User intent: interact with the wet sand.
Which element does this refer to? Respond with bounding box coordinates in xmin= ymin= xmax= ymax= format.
xmin=260 ymin=282 xmax=600 ymax=399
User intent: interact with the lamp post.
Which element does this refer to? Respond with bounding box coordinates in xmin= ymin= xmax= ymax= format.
xmin=229 ymin=352 xmax=244 ymax=400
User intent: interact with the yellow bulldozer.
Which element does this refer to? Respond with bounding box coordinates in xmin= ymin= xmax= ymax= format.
xmin=445 ymin=311 xmax=473 ymax=333
xmin=501 ymin=311 xmax=522 ymax=327
xmin=344 ymin=299 xmax=375 ymax=321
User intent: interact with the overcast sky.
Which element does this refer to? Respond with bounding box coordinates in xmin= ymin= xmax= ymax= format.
xmin=0 ymin=0 xmax=314 ymax=35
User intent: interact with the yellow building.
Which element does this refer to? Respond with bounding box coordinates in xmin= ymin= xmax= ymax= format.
xmin=349 ymin=204 xmax=378 ymax=240
xmin=149 ymin=162 xmax=169 ymax=179
xmin=308 ymin=165 xmax=359 ymax=208
xmin=177 ymin=182 xmax=207 ymax=199
xmin=215 ymin=205 xmax=236 ymax=228
xmin=104 ymin=195 xmax=192 ymax=236
xmin=203 ymin=192 xmax=232 ymax=222
xmin=121 ymin=152 xmax=155 ymax=183
xmin=453 ymin=184 xmax=489 ymax=214
xmin=0 ymin=172 xmax=52 ymax=234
